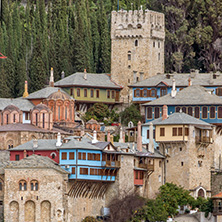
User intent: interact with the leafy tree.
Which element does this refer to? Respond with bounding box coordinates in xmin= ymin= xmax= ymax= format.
xmin=156 ymin=182 xmax=194 ymax=217
xmin=82 ymin=216 xmax=101 ymax=222
xmin=120 ymin=104 xmax=142 ymax=126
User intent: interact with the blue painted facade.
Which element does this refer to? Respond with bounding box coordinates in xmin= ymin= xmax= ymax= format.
xmin=144 ymin=105 xmax=222 ymax=125
xmin=142 ymin=125 xmax=158 ymax=148
xmin=59 ymin=149 xmax=116 ymax=182
xmin=132 ymin=86 xmax=221 ymax=103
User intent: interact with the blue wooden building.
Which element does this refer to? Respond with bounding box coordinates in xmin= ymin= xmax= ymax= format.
xmin=129 ymin=71 xmax=222 ymax=104
xmin=142 ymin=85 xmax=222 ymax=125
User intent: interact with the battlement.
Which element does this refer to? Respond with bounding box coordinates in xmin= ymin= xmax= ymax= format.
xmin=111 ymin=9 xmax=164 ymax=29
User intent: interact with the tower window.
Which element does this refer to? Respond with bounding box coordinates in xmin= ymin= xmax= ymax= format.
xmin=158 ymin=53 xmax=160 ymax=60
xmin=153 ymin=41 xmax=155 ymax=47
xmin=128 ymin=51 xmax=131 ymax=60
xmin=158 ymin=42 xmax=160 ymax=48
xmin=135 ymin=40 xmax=138 ymax=47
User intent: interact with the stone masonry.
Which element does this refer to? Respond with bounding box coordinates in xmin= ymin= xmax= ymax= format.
xmin=111 ymin=9 xmax=165 ymax=103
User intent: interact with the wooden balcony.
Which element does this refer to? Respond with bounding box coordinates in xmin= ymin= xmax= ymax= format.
xmin=102 ymin=160 xmax=120 ymax=168
xmin=196 ymin=136 xmax=212 ymax=144
xmin=138 ymin=163 xmax=154 ymax=171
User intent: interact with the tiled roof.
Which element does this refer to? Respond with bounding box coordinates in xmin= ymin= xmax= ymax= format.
xmin=150 ymin=112 xmax=212 ymax=126
xmin=212 ymin=192 xmax=222 ymax=198
xmin=5 ymin=155 xmax=69 ymax=174
xmin=0 ymin=98 xmax=34 ymax=111
xmin=26 ymin=87 xmax=70 ymax=99
xmin=54 ymin=72 xmax=122 ymax=89
xmin=143 ymin=85 xmax=222 ymax=106
xmin=130 ymin=72 xmax=222 ymax=87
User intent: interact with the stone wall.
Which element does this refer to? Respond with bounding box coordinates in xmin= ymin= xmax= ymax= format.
xmin=4 ymin=168 xmax=68 ymax=222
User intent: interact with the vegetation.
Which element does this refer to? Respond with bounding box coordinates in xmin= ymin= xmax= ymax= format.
xmin=120 ymin=104 xmax=142 ymax=126
xmin=0 ymin=0 xmax=222 ymax=98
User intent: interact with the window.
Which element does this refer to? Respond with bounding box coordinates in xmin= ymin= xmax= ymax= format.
xmin=160 ymin=128 xmax=165 ymax=136
xmin=160 ymin=88 xmax=167 ymax=96
xmin=42 ymin=113 xmax=45 ymax=128
xmin=153 ymin=41 xmax=155 ymax=47
xmin=218 ymin=107 xmax=222 ymax=118
xmin=159 ymin=175 xmax=161 ymax=182
xmin=185 ymin=127 xmax=189 ymax=136
xmin=176 ymin=107 xmax=180 ymax=112
xmin=51 ymin=153 xmax=56 ymax=159
xmin=69 ymin=152 xmax=75 ymax=160
xmin=88 ymin=153 xmax=100 ymax=161
xmin=202 ymin=107 xmax=208 ymax=119
xmin=134 ymin=89 xmax=140 ymax=97
xmin=112 ymin=91 xmax=115 ymax=99
xmin=128 ymin=51 xmax=131 ymax=60
xmin=13 ymin=114 xmax=16 ymax=122
xmin=36 ymin=113 xmax=38 ymax=125
xmin=30 ymin=180 xmax=38 ymax=191
xmin=158 ymin=53 xmax=160 ymax=60
xmin=158 ymin=42 xmax=160 ymax=48
xmin=147 ymin=107 xmax=152 ymax=119
xmin=188 ymin=107 xmax=193 ymax=116
xmin=80 ymin=168 xmax=88 ymax=175
xmin=19 ymin=180 xmax=27 ymax=191
xmin=147 ymin=130 xmax=149 ymax=139
xmin=107 ymin=90 xmax=110 ymax=99
xmin=135 ymin=40 xmax=138 ymax=46
xmin=151 ymin=89 xmax=156 ymax=97
xmin=25 ymin=112 xmax=30 ymax=120
xmin=198 ymin=161 xmax=202 ymax=167
xmin=84 ymin=89 xmax=87 ymax=97
xmin=6 ymin=114 xmax=8 ymax=124
xmin=15 ymin=155 xmax=20 ymax=161
xmin=172 ymin=128 xmax=177 ymax=136
xmin=90 ymin=89 xmax=94 ymax=98
xmin=58 ymin=106 xmax=61 ymax=120
xmin=178 ymin=127 xmax=183 ymax=136
xmin=61 ymin=152 xmax=67 ymax=160
xmin=182 ymin=107 xmax=186 ymax=113
xmin=210 ymin=106 xmax=215 ymax=119
xmin=77 ymin=88 xmax=80 ymax=97
xmin=72 ymin=167 xmax=76 ymax=174
xmin=154 ymin=107 xmax=160 ymax=119
xmin=96 ymin=89 xmax=99 ymax=98
xmin=78 ymin=152 xmax=86 ymax=160
xmin=90 ymin=168 xmax=102 ymax=175
xmin=181 ymin=162 xmax=184 ymax=166
xmin=180 ymin=147 xmax=182 ymax=151
xmin=70 ymin=88 xmax=73 ymax=95
xmin=143 ymin=89 xmax=148 ymax=97
xmin=194 ymin=107 xmax=200 ymax=118
xmin=216 ymin=88 xmax=222 ymax=96
xmin=0 ymin=181 xmax=2 ymax=191
xmin=159 ymin=161 xmax=162 ymax=167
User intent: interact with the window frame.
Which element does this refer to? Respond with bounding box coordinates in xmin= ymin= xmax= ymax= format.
xmin=160 ymin=128 xmax=165 ymax=137
xmin=147 ymin=107 xmax=152 ymax=119
xmin=96 ymin=89 xmax=99 ymax=98
xmin=61 ymin=152 xmax=67 ymax=160
xmin=77 ymin=88 xmax=81 ymax=97
xmin=210 ymin=106 xmax=216 ymax=119
xmin=202 ymin=106 xmax=208 ymax=119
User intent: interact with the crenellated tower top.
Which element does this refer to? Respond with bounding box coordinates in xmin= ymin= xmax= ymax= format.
xmin=111 ymin=9 xmax=165 ymax=40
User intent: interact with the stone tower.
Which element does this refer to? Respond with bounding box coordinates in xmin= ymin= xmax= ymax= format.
xmin=111 ymin=9 xmax=165 ymax=103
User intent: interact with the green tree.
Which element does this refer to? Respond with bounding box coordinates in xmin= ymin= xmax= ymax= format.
xmin=120 ymin=104 xmax=142 ymax=126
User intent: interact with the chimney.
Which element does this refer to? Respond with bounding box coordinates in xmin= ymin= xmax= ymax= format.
xmin=171 ymin=79 xmax=177 ymax=98
xmin=110 ymin=135 xmax=114 ymax=144
xmin=188 ymin=77 xmax=192 ymax=86
xmin=190 ymin=69 xmax=196 ymax=78
xmin=92 ymin=130 xmax=98 ymax=144
xmin=149 ymin=123 xmax=154 ymax=153
xmin=84 ymin=69 xmax=87 ymax=80
xmin=61 ymin=71 xmax=65 ymax=79
xmin=122 ymin=131 xmax=125 ymax=143
xmin=23 ymin=81 xmax=29 ymax=98
xmin=50 ymin=67 xmax=54 ymax=87
xmin=137 ymin=121 xmax=142 ymax=152
xmin=162 ymin=105 xmax=168 ymax=120
xmin=119 ymin=127 xmax=123 ymax=143
xmin=107 ymin=131 xmax=111 ymax=142
xmin=56 ymin=132 xmax=62 ymax=147
xmin=24 ymin=149 xmax=27 ymax=158
xmin=33 ymin=139 xmax=38 ymax=148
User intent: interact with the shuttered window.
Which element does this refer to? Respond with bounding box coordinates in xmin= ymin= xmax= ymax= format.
xmin=218 ymin=107 xmax=222 ymax=118
xmin=210 ymin=106 xmax=215 ymax=119
xmin=202 ymin=107 xmax=208 ymax=119
xmin=185 ymin=128 xmax=189 ymax=136
xmin=61 ymin=152 xmax=67 ymax=160
xmin=160 ymin=128 xmax=165 ymax=136
xmin=154 ymin=107 xmax=160 ymax=119
xmin=172 ymin=128 xmax=177 ymax=136
xmin=178 ymin=128 xmax=183 ymax=136
xmin=194 ymin=107 xmax=200 ymax=118
xmin=80 ymin=168 xmax=88 ymax=175
xmin=78 ymin=152 xmax=86 ymax=160
xmin=147 ymin=107 xmax=152 ymax=119
xmin=71 ymin=167 xmax=76 ymax=174
xmin=88 ymin=153 xmax=100 ymax=161
xmin=69 ymin=152 xmax=74 ymax=160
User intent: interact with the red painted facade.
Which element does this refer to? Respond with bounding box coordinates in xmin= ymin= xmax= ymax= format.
xmin=10 ymin=150 xmax=60 ymax=163
xmin=134 ymin=170 xmax=144 ymax=186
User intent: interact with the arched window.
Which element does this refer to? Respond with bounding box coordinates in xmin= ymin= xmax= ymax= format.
xmin=31 ymin=180 xmax=39 ymax=191
xmin=188 ymin=107 xmax=193 ymax=116
xmin=210 ymin=106 xmax=215 ymax=119
xmin=137 ymin=24 xmax=142 ymax=29
xmin=128 ymin=51 xmax=131 ymax=60
xmin=194 ymin=107 xmax=200 ymax=118
xmin=202 ymin=107 xmax=208 ymax=119
xmin=52 ymin=153 xmax=56 ymax=159
xmin=42 ymin=113 xmax=45 ymax=128
xmin=135 ymin=40 xmax=138 ymax=47
xmin=36 ymin=113 xmax=38 ymax=125
xmin=218 ymin=107 xmax=222 ymax=118
xmin=198 ymin=188 xmax=205 ymax=198
xmin=19 ymin=180 xmax=27 ymax=191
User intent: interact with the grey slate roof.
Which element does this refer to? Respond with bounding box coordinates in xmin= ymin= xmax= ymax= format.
xmin=130 ymin=72 xmax=222 ymax=87
xmin=143 ymin=85 xmax=222 ymax=106
xmin=26 ymin=86 xmax=71 ymax=99
xmin=11 ymin=137 xmax=102 ymax=151
xmin=151 ymin=112 xmax=212 ymax=126
xmin=0 ymin=98 xmax=34 ymax=111
xmin=5 ymin=155 xmax=69 ymax=174
xmin=54 ymin=72 xmax=122 ymax=89
xmin=136 ymin=149 xmax=165 ymax=159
